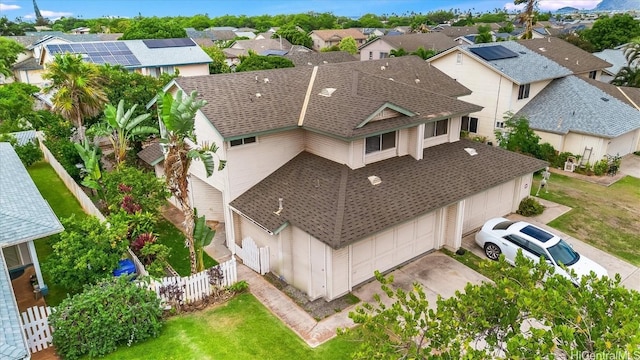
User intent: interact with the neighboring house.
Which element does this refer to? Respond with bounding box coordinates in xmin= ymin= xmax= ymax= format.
xmin=39 ymin=38 xmax=212 ymax=78
xmin=70 ymin=27 xmax=91 ymax=34
xmin=593 ymin=47 xmax=630 ymax=83
xmin=222 ymin=38 xmax=293 ymax=67
xmin=517 ymin=38 xmax=611 ymax=80
xmin=359 ymin=32 xmax=458 ymax=61
xmin=0 ymin=142 xmax=64 ymax=360
xmin=428 ymin=39 xmax=612 ymax=143
xmin=285 ymin=50 xmax=358 ymax=67
xmin=515 ymin=76 xmax=640 ymax=160
xmin=150 ymin=56 xmax=546 ymax=301
xmin=309 ymin=28 xmax=367 ymax=51
xmin=5 ymin=32 xmax=122 ymax=87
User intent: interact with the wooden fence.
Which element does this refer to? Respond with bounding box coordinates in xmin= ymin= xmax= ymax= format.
xmin=36 ymin=132 xmax=105 ymax=221
xmin=236 ymin=237 xmax=270 ymax=275
xmin=146 ymin=257 xmax=237 ymax=306
xmin=21 ymin=306 xmax=54 ymax=353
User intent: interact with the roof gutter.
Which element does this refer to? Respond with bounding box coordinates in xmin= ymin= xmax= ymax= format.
xmin=228 ymin=205 xmax=275 ymax=236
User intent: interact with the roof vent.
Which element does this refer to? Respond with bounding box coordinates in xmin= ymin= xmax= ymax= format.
xmin=464 ymin=147 xmax=478 ymax=156
xmin=414 ymin=78 xmax=420 ymax=84
xmin=368 ymin=175 xmax=382 ymax=186
xmin=601 ymin=97 xmax=609 ymax=102
xmin=255 ymin=75 xmax=259 ymax=82
xmin=263 ymin=78 xmax=269 ymax=84
xmin=323 ymin=60 xmax=328 ymax=64
xmin=538 ymin=47 xmax=547 ymax=52
xmin=307 ymin=62 xmax=313 ymax=65
xmin=273 ymin=198 xmax=283 ymax=216
xmin=388 ymin=78 xmax=394 ymax=81
xmin=380 ymin=66 xmax=386 ymax=70
xmin=255 ymin=93 xmax=262 ymax=98
xmin=519 ymin=51 xmax=526 ymax=54
xmin=318 ymin=88 xmax=337 ymax=97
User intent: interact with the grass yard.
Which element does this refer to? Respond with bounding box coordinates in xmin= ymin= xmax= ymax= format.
xmin=95 ymin=293 xmax=357 ymax=360
xmin=156 ymin=218 xmax=218 ymax=276
xmin=533 ymin=173 xmax=640 ymax=265
xmin=28 ymin=161 xmax=88 ymax=306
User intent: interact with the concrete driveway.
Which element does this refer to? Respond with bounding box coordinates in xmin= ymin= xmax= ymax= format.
xmin=352 ymin=251 xmax=491 ymax=308
xmin=620 ymin=153 xmax=640 ymax=178
xmin=462 ymin=215 xmax=640 ymax=292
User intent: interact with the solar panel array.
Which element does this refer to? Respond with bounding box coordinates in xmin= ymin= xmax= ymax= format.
xmin=143 ymin=38 xmax=196 ymax=48
xmin=46 ymin=42 xmax=141 ymax=66
xmin=469 ymin=45 xmax=519 ymax=61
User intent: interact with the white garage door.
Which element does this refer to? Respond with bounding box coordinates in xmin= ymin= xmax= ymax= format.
xmin=607 ymin=131 xmax=636 ymax=157
xmin=463 ymin=180 xmax=516 ymax=233
xmin=351 ymin=211 xmax=436 ymax=285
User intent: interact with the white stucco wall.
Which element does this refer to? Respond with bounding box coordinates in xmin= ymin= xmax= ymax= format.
xmin=360 ymin=40 xmax=394 ymax=61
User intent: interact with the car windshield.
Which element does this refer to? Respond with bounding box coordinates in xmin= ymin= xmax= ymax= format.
xmin=547 ymin=239 xmax=580 ymax=266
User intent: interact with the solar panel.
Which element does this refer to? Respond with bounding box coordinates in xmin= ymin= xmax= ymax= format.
xmin=45 ymin=41 xmax=141 ymax=67
xmin=469 ymin=45 xmax=518 ymax=61
xmin=142 ymin=38 xmax=195 ymax=48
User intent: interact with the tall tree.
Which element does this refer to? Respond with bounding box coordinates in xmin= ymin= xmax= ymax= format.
xmin=338 ymin=36 xmax=358 ymax=55
xmin=345 ymin=254 xmax=640 ymax=359
xmin=43 ymin=54 xmax=107 ymax=140
xmin=120 ymin=17 xmax=187 ymax=40
xmin=156 ymin=90 xmax=226 ymax=274
xmin=475 ymin=24 xmax=493 ymax=43
xmin=515 ymin=0 xmax=537 ymax=39
xmin=88 ymin=100 xmax=158 ymax=166
xmin=412 ymin=47 xmax=437 ymax=60
xmin=274 ymin=23 xmax=312 ymax=48
xmin=612 ymin=40 xmax=640 ymax=87
xmin=581 ymin=14 xmax=640 ymax=51
xmin=235 ymin=52 xmax=294 ymax=72
xmin=0 ymin=38 xmax=25 ymax=78
xmin=200 ymin=45 xmax=231 ymax=74
xmin=32 ymin=0 xmax=48 ymax=26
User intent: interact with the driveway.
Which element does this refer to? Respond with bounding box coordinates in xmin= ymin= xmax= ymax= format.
xmin=352 ymin=251 xmax=491 ymax=308
xmin=620 ymin=153 xmax=640 ymax=178
xmin=462 ymin=215 xmax=640 ymax=292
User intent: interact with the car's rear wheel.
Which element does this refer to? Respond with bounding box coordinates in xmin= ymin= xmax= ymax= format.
xmin=484 ymin=243 xmax=501 ymax=260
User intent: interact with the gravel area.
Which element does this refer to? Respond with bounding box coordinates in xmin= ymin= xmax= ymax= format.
xmin=264 ymin=272 xmax=360 ymax=320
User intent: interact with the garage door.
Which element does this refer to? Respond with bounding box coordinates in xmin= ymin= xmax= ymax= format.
xmin=351 ymin=211 xmax=436 ymax=285
xmin=463 ymin=180 xmax=515 ymax=233
xmin=607 ymin=131 xmax=636 ymax=157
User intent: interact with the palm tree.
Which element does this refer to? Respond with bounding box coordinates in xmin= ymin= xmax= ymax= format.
xmin=89 ymin=100 xmax=158 ymax=166
xmin=412 ymin=47 xmax=437 ymax=60
xmin=157 ymin=90 xmax=226 ymax=274
xmin=515 ymin=0 xmax=537 ymax=40
xmin=43 ymin=53 xmax=107 ymax=141
xmin=390 ymin=48 xmax=408 ymax=57
xmin=612 ymin=41 xmax=640 ymax=87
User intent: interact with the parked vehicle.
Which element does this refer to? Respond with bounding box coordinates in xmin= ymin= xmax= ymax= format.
xmin=475 ymin=218 xmax=608 ymax=283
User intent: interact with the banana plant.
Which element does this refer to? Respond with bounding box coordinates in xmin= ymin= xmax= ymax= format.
xmin=193 ymin=209 xmax=215 ymax=272
xmin=89 ymin=99 xmax=158 ymax=167
xmin=74 ymin=138 xmax=103 ymax=198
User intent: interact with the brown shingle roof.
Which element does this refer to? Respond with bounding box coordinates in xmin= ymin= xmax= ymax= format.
xmin=285 ymin=50 xmax=358 ymax=66
xmin=374 ymin=32 xmax=458 ymax=53
xmin=230 ymin=140 xmax=547 ymax=249
xmin=174 ymin=56 xmax=480 ymax=139
xmin=137 ymin=142 xmax=164 ymax=166
xmin=311 ymin=28 xmax=367 ymax=41
xmin=517 ymin=38 xmax=612 ymax=74
xmin=232 ymin=38 xmax=292 ymax=53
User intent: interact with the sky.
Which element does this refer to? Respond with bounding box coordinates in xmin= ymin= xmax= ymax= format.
xmin=0 ymin=0 xmax=605 ymax=21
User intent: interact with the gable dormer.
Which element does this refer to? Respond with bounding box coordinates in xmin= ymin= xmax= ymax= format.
xmin=357 ymin=103 xmax=416 ymax=128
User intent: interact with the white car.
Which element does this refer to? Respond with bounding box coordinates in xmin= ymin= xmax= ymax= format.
xmin=475 ymin=217 xmax=608 ymax=283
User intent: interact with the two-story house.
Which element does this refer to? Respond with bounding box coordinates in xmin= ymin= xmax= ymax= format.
xmin=39 ymin=38 xmax=212 ymax=78
xmin=150 ymin=56 xmax=546 ymax=301
xmin=429 ymin=39 xmax=639 ymax=160
xmin=358 ymin=32 xmax=458 ymax=61
xmin=309 ymin=29 xmax=367 ymax=52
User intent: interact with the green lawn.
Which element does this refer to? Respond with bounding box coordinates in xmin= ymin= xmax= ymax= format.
xmin=94 ymin=293 xmax=357 ymax=360
xmin=533 ymin=173 xmax=640 ymax=265
xmin=156 ymin=219 xmax=218 ymax=276
xmin=28 ymin=161 xmax=88 ymax=306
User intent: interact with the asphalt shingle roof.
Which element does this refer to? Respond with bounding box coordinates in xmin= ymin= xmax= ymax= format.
xmin=515 ymin=76 xmax=640 ymax=137
xmin=285 ymin=50 xmax=358 ymax=67
xmin=174 ymin=56 xmax=480 ymax=139
xmin=0 ymin=252 xmax=29 ymax=360
xmin=581 ymin=77 xmax=640 ymax=109
xmin=592 ymin=48 xmax=629 ymax=76
xmin=311 ymin=28 xmax=367 ymax=41
xmin=230 ymin=140 xmax=547 ymax=249
xmin=137 ymin=142 xmax=164 ymax=166
xmin=369 ymin=33 xmax=458 ymax=53
xmin=11 ymin=57 xmax=42 ymax=71
xmin=0 ymin=143 xmax=64 ymax=247
xmin=517 ymin=38 xmax=612 ymax=74
xmin=459 ymin=41 xmax=573 ymax=84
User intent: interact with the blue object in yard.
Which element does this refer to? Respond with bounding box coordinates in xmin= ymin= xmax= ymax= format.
xmin=113 ymin=259 xmax=136 ymax=277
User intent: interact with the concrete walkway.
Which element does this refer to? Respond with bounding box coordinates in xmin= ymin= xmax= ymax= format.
xmin=462 ymin=197 xmax=640 ymax=292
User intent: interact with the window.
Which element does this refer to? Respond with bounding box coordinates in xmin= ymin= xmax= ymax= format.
xmin=161 ymin=66 xmax=175 ymax=75
xmin=424 ymin=119 xmax=448 ymax=138
xmin=461 ymin=116 xmax=478 ymax=133
xmin=369 ymin=51 xmax=373 ymax=60
xmin=503 ymin=234 xmax=527 ymax=248
xmin=495 ymin=121 xmax=505 ymax=128
xmin=365 ymin=131 xmax=396 ymax=154
xmin=589 ymin=70 xmax=597 ymax=79
xmin=379 ymin=52 xmax=389 ymax=59
xmin=525 ymin=241 xmax=548 ymax=259
xmin=456 ymin=53 xmax=463 ymax=64
xmin=518 ymin=84 xmax=530 ymax=100
xmin=230 ymin=136 xmax=256 ymax=147
xmin=148 ymin=67 xmax=160 ymax=77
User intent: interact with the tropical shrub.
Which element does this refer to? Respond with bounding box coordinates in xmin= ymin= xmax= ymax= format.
xmin=49 ymin=276 xmax=163 ymax=360
xmin=108 ymin=210 xmax=157 ymax=240
xmin=140 ymin=242 xmax=171 ymax=277
xmin=102 ymin=166 xmax=169 ymax=216
xmin=593 ymin=158 xmax=609 ymax=176
xmin=43 ymin=215 xmax=129 ymax=292
xmin=0 ymin=133 xmax=43 ymax=166
xmin=516 ymin=196 xmax=544 ymax=216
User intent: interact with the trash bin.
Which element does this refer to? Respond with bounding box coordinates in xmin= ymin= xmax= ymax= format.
xmin=113 ymin=259 xmax=136 ymax=277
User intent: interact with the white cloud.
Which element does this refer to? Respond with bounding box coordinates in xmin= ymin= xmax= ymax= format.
xmin=504 ymin=0 xmax=601 ymax=11
xmin=0 ymin=3 xmax=21 ymax=11
xmin=24 ymin=10 xmax=73 ymax=20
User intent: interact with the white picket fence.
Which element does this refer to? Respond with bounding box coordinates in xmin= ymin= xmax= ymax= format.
xmin=236 ymin=237 xmax=270 ymax=275
xmin=145 ymin=257 xmax=238 ymax=306
xmin=21 ymin=306 xmax=54 ymax=353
